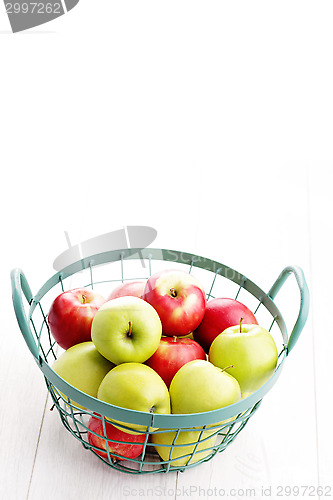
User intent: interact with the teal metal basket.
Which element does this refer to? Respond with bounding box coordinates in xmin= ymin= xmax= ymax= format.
xmin=11 ymin=248 xmax=310 ymax=474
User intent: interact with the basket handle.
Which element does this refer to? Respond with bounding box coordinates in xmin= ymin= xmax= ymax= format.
xmin=268 ymin=265 xmax=310 ymax=354
xmin=11 ymin=268 xmax=40 ymax=361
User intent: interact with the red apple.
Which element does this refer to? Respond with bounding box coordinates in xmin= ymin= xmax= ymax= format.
xmin=193 ymin=297 xmax=258 ymax=353
xmin=145 ymin=336 xmax=206 ymax=387
xmin=142 ymin=269 xmax=206 ymax=336
xmin=107 ymin=281 xmax=145 ymax=300
xmin=87 ymin=415 xmax=146 ymax=461
xmin=48 ymin=288 xmax=105 ymax=350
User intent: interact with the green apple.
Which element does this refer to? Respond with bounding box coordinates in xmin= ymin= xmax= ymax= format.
xmin=97 ymin=362 xmax=171 ymax=434
xmin=151 ymin=428 xmax=217 ymax=467
xmin=241 ymin=391 xmax=253 ymax=400
xmin=91 ymin=296 xmax=162 ymax=365
xmin=209 ymin=322 xmax=278 ymax=394
xmin=52 ymin=341 xmax=114 ymax=409
xmin=169 ymin=359 xmax=241 ymax=415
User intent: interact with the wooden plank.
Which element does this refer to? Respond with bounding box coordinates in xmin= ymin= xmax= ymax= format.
xmin=1 ymin=227 xmax=63 ymax=500
xmin=0 ymin=287 xmax=49 ymax=500
xmin=307 ymin=163 xmax=333 ymax=489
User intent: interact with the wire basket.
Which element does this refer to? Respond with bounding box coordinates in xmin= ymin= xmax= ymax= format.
xmin=11 ymin=248 xmax=310 ymax=474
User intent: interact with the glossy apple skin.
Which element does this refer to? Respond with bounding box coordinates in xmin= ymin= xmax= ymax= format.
xmin=97 ymin=362 xmax=171 ymax=434
xmin=48 ymin=288 xmax=106 ymax=350
xmin=107 ymin=281 xmax=145 ymax=300
xmin=52 ymin=342 xmax=114 ymax=409
xmin=151 ymin=428 xmax=217 ymax=467
xmin=87 ymin=415 xmax=145 ymax=461
xmin=209 ymin=324 xmax=278 ymax=394
xmin=145 ymin=336 xmax=206 ymax=387
xmin=142 ymin=269 xmax=206 ymax=337
xmin=193 ymin=298 xmax=258 ymax=353
xmin=169 ymin=359 xmax=241 ymax=415
xmin=91 ymin=296 xmax=162 ymax=364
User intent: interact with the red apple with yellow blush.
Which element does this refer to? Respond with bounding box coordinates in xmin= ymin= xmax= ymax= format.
xmin=142 ymin=269 xmax=206 ymax=337
xmin=145 ymin=336 xmax=206 ymax=387
xmin=48 ymin=288 xmax=105 ymax=350
xmin=107 ymin=281 xmax=145 ymax=300
xmin=193 ymin=297 xmax=258 ymax=353
xmin=87 ymin=415 xmax=146 ymax=461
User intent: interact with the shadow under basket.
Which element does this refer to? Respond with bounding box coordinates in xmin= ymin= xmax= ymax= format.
xmin=11 ymin=248 xmax=310 ymax=474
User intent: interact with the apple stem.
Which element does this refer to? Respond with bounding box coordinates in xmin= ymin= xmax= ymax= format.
xmin=50 ymin=403 xmax=55 ymax=411
xmin=149 ymin=406 xmax=155 ymax=413
xmin=222 ymin=365 xmax=235 ymax=373
xmin=82 ymin=294 xmax=87 ymax=304
xmin=170 ymin=288 xmax=177 ymax=298
xmin=239 ymin=317 xmax=244 ymax=333
xmin=172 ymin=336 xmax=178 ymax=342
xmin=127 ymin=321 xmax=132 ymax=338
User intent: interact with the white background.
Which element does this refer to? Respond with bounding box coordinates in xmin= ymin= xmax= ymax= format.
xmin=0 ymin=2 xmax=332 ymax=499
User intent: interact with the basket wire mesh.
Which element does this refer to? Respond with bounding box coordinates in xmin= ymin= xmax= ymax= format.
xmin=11 ymin=248 xmax=309 ymax=474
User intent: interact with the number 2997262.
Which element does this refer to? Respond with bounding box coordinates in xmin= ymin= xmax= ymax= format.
xmin=5 ymin=2 xmax=62 ymax=14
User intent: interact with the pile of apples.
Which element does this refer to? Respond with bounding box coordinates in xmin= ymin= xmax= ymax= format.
xmin=48 ymin=268 xmax=278 ymax=467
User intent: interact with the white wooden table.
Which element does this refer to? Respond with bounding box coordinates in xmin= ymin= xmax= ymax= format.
xmin=2 ymin=164 xmax=332 ymax=500
xmin=1 ymin=2 xmax=333 ymax=499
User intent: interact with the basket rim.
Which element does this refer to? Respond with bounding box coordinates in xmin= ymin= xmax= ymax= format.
xmin=28 ymin=247 xmax=289 ymax=428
